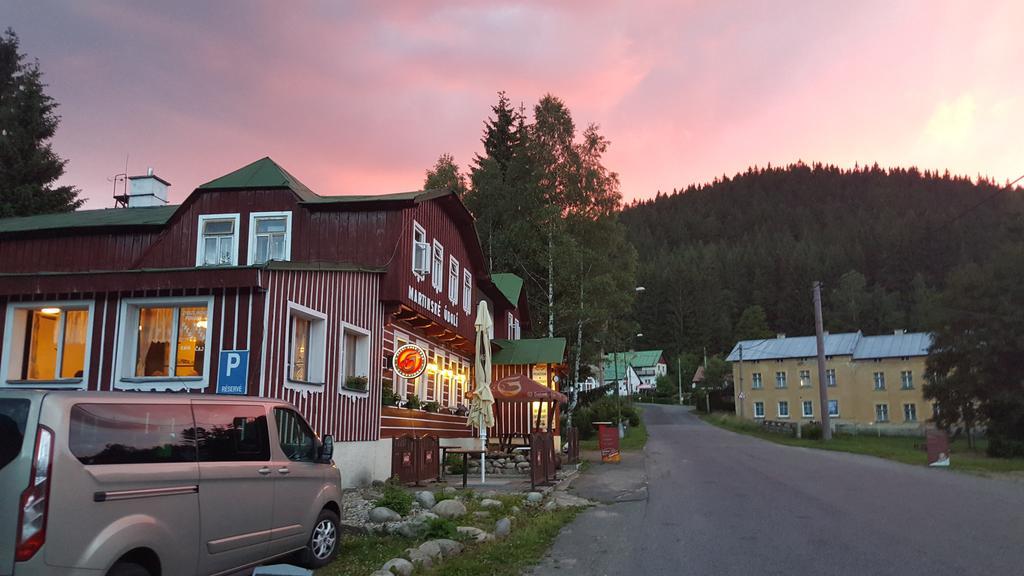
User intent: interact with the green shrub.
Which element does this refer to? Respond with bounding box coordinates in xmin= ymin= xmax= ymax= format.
xmin=447 ymin=453 xmax=466 ymax=475
xmin=381 ymin=381 xmax=400 ymax=406
xmin=423 ymin=401 xmax=440 ymax=413
xmin=404 ymin=395 xmax=421 ymax=410
xmin=802 ymin=422 xmax=823 ymax=440
xmin=574 ymin=407 xmax=595 ymax=440
xmin=987 ymin=436 xmax=1024 ymax=458
xmin=374 ymin=484 xmax=414 ymax=516
xmin=421 ymin=516 xmax=458 ymax=540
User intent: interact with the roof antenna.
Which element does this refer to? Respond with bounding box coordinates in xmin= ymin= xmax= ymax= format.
xmin=110 ymin=153 xmax=129 ymax=208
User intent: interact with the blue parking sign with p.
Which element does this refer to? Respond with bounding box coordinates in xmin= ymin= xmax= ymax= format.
xmin=217 ymin=350 xmax=249 ymax=395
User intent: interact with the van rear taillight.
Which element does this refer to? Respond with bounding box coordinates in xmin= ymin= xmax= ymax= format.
xmin=15 ymin=425 xmax=53 ymax=562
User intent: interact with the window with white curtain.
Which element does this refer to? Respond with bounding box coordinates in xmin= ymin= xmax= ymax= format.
xmin=2 ymin=302 xmax=94 ymax=385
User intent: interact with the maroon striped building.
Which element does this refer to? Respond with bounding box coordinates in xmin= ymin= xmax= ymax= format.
xmin=0 ymin=157 xmax=565 ymax=484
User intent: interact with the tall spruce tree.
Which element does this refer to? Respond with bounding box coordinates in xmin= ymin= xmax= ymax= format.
xmin=0 ymin=29 xmax=82 ymax=217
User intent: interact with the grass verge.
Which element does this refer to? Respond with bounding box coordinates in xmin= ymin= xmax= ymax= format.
xmin=700 ymin=412 xmax=1024 ymax=474
xmin=315 ymin=534 xmax=414 ymax=576
xmin=419 ymin=507 xmax=579 ymax=576
xmin=579 ymin=406 xmax=648 ymax=452
xmin=317 ymin=491 xmax=581 ymax=576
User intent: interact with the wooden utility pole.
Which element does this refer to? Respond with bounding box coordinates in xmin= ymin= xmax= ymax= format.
xmin=737 ymin=344 xmax=744 ymax=418
xmin=813 ymin=281 xmax=833 ymax=441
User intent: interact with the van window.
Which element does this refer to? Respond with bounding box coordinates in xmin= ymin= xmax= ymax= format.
xmin=69 ymin=404 xmax=196 ymax=465
xmin=193 ymin=404 xmax=270 ymax=462
xmin=0 ymin=398 xmax=29 ymax=470
xmin=274 ymin=407 xmax=316 ymax=462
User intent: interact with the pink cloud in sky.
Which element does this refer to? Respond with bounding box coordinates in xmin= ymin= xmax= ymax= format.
xmin=2 ymin=0 xmax=1022 ymax=209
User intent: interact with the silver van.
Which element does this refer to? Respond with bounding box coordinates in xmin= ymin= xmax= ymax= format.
xmin=0 ymin=390 xmax=343 ymax=576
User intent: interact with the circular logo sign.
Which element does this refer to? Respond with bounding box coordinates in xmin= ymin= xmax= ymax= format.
xmin=495 ymin=377 xmax=522 ymax=398
xmin=393 ymin=344 xmax=427 ymax=379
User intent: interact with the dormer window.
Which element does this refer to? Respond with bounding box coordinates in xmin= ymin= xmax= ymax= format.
xmin=196 ymin=214 xmax=240 ymax=266
xmin=462 ymin=269 xmax=472 ymax=314
xmin=249 ymin=212 xmax=292 ymax=265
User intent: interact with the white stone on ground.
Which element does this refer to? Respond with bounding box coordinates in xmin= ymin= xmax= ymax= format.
xmin=381 ymin=557 xmax=414 ymax=576
xmin=415 ymin=490 xmax=436 ymax=509
xmin=432 ymin=499 xmax=468 ymax=518
xmin=369 ymin=507 xmax=402 ymax=523
xmin=432 ymin=538 xmax=464 ymax=557
xmin=495 ymin=517 xmax=512 ymax=538
xmin=479 ymin=498 xmax=502 ymax=509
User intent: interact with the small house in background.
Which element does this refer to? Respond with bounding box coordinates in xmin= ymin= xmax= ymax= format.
xmin=691 ymin=365 xmax=705 ymax=389
xmin=0 ymin=157 xmax=565 ymax=484
xmin=602 ymin=349 xmax=668 ymax=393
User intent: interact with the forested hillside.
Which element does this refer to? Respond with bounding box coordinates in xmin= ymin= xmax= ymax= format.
xmin=622 ymin=162 xmax=1024 ymax=361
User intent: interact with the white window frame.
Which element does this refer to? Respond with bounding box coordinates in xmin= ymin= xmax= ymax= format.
xmin=802 ymin=400 xmax=813 ymax=418
xmin=799 ymin=369 xmax=811 ymax=388
xmin=775 ymin=371 xmax=787 ymax=389
xmin=195 ymin=213 xmax=240 ymax=267
xmin=1 ymin=300 xmax=95 ymax=388
xmin=903 ymin=403 xmax=917 ymax=422
xmin=875 ymin=403 xmax=889 ymax=423
xmin=828 ymin=399 xmax=840 ymax=417
xmin=826 ymin=368 xmax=837 ymax=387
xmin=873 ymin=371 xmax=886 ymax=390
xmin=447 ymin=256 xmax=460 ymax=305
xmin=247 ymin=211 xmax=293 ymax=265
xmin=751 ymin=372 xmax=763 ymax=389
xmin=431 ymin=240 xmax=444 ymax=292
xmin=462 ymin=269 xmax=472 ymax=314
xmin=284 ymin=301 xmax=328 ymax=392
xmin=900 ymin=370 xmax=913 ymax=390
xmin=753 ymin=401 xmax=765 ymax=419
xmin=777 ymin=400 xmax=790 ymax=419
xmin=507 ymin=312 xmax=515 ymax=339
xmin=114 ymin=296 xmax=213 ymax=391
xmin=339 ymin=322 xmax=372 ymax=397
xmin=412 ymin=221 xmax=429 ymax=279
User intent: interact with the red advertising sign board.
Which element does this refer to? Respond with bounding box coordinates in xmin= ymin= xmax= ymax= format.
xmin=598 ymin=423 xmax=620 ymax=463
xmin=926 ymin=429 xmax=951 ymax=467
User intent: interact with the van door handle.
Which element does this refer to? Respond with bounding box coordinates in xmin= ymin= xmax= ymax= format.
xmin=257 ymin=467 xmax=272 ymax=475
xmin=277 ymin=467 xmax=290 ymax=475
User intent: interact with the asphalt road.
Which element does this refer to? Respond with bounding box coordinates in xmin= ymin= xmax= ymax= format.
xmin=530 ymin=404 xmax=1024 ymax=576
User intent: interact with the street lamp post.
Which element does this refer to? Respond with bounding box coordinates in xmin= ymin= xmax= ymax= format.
xmin=616 ymin=286 xmax=645 ymax=438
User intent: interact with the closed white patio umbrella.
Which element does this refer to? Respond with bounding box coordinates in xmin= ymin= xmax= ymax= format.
xmin=468 ymin=300 xmax=495 ymax=482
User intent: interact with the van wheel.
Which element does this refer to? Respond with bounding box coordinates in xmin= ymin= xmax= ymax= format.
xmin=107 ymin=562 xmax=151 ymax=576
xmin=297 ymin=509 xmax=340 ymax=568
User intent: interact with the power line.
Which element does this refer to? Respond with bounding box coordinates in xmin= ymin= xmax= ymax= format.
xmin=930 ymin=172 xmax=1024 ymax=232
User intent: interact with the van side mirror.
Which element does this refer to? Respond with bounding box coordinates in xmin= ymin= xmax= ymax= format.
xmin=319 ymin=435 xmax=334 ymax=463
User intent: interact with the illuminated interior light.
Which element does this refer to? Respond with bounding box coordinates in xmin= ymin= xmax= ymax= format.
xmin=427 ymin=363 xmax=439 ymax=373
xmin=40 ymin=307 xmax=61 ymax=315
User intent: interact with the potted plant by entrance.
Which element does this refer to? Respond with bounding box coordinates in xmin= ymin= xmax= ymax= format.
xmin=381 ymin=380 xmax=400 ymax=406
xmin=344 ymin=375 xmax=368 ymax=393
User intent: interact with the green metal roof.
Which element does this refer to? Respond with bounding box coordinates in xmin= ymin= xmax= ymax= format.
xmin=491 ymin=273 xmax=524 ymax=308
xmin=198 ymin=156 xmax=320 ymax=201
xmin=0 ymin=205 xmax=178 ymax=234
xmin=492 ymin=337 xmax=566 ymax=366
xmin=301 ymin=189 xmax=451 ymax=205
xmin=602 ymin=350 xmax=665 ymax=381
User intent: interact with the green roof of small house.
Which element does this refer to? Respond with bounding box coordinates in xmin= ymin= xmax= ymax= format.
xmin=198 ymin=156 xmax=320 ymax=201
xmin=492 ymin=337 xmax=566 ymax=366
xmin=602 ymin=350 xmax=665 ymax=381
xmin=491 ymin=273 xmax=524 ymax=307
xmin=0 ymin=205 xmax=178 ymax=234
